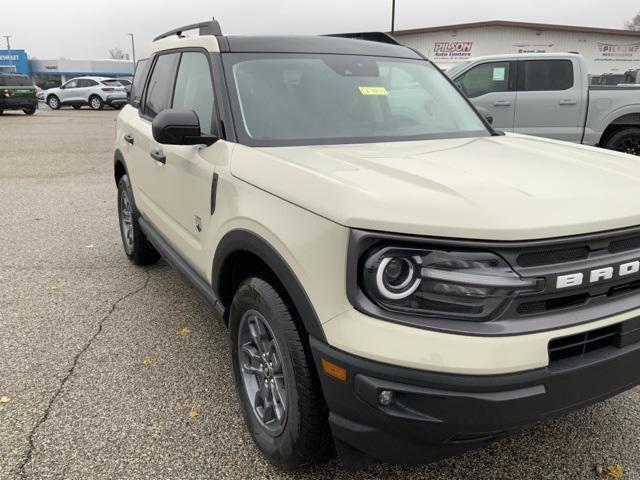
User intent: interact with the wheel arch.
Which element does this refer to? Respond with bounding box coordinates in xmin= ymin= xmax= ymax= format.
xmin=600 ymin=112 xmax=640 ymax=146
xmin=212 ymin=229 xmax=326 ymax=342
xmin=114 ymin=149 xmax=128 ymax=184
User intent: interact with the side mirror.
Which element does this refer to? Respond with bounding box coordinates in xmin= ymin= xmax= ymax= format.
xmin=152 ymin=109 xmax=218 ymax=146
xmin=59 ymin=84 xmax=65 ymax=90
xmin=476 ymin=106 xmax=494 ymax=125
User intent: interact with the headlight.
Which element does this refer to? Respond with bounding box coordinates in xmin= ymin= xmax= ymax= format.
xmin=362 ymin=247 xmax=542 ymax=321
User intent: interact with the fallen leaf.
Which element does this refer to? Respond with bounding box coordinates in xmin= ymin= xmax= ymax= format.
xmin=177 ymin=327 xmax=192 ymax=337
xmin=597 ymin=465 xmax=607 ymax=479
xmin=143 ymin=356 xmax=153 ymax=366
xmin=0 ymin=396 xmax=11 ymax=404
xmin=85 ymin=244 xmax=94 ymax=249
xmin=188 ymin=408 xmax=199 ymax=418
xmin=608 ymin=465 xmax=624 ymax=479
xmin=50 ymin=281 xmax=60 ymax=290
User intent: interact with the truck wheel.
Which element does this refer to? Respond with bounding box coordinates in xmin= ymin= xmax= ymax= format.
xmin=47 ymin=96 xmax=60 ymax=110
xmin=72 ymin=105 xmax=81 ymax=110
xmin=117 ymin=174 xmax=160 ymax=265
xmin=229 ymin=277 xmax=331 ymax=470
xmin=603 ymin=127 xmax=640 ymax=156
xmin=23 ymin=107 xmax=36 ymax=115
xmin=89 ymin=95 xmax=104 ymax=110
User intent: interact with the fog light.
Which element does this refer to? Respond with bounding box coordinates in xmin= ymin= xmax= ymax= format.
xmin=378 ymin=390 xmax=394 ymax=406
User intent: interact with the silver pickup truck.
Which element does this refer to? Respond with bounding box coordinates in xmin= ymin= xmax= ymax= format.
xmin=446 ymin=53 xmax=640 ymax=154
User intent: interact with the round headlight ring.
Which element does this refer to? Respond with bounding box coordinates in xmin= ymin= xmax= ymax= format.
xmin=375 ymin=256 xmax=422 ymax=300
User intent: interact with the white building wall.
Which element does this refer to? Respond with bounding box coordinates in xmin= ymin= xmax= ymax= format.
xmin=397 ymin=26 xmax=640 ymax=74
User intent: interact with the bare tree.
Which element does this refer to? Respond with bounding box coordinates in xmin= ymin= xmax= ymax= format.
xmin=108 ymin=47 xmax=128 ymax=60
xmin=625 ymin=13 xmax=640 ymax=31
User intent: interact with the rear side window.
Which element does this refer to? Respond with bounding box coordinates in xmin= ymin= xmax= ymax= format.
xmin=143 ymin=53 xmax=179 ymax=117
xmin=454 ymin=62 xmax=511 ymax=98
xmin=172 ymin=52 xmax=215 ymax=134
xmin=130 ymin=59 xmax=150 ymax=108
xmin=0 ymin=75 xmax=32 ymax=86
xmin=79 ymin=79 xmax=98 ymax=87
xmin=518 ymin=60 xmax=574 ymax=91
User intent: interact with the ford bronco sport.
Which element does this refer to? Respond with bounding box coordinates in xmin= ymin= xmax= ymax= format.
xmin=114 ymin=19 xmax=640 ymax=469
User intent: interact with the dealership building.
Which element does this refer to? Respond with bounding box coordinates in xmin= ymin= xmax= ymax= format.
xmin=394 ymin=20 xmax=640 ymax=74
xmin=0 ymin=49 xmax=133 ymax=89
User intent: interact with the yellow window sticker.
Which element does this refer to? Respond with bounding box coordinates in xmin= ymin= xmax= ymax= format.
xmin=358 ymin=86 xmax=389 ymax=96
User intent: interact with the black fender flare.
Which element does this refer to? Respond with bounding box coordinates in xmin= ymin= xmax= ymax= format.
xmin=212 ymin=229 xmax=326 ymax=342
xmin=114 ymin=148 xmax=129 ymax=182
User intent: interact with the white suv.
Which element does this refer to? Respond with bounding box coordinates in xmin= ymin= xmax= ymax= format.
xmin=114 ymin=18 xmax=640 ymax=470
xmin=45 ymin=76 xmax=128 ymax=110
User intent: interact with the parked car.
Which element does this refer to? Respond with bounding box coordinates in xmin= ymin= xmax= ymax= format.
xmin=103 ymin=77 xmax=132 ymax=97
xmin=115 ymin=20 xmax=640 ymax=470
xmin=44 ymin=76 xmax=128 ymax=110
xmin=0 ymin=74 xmax=38 ymax=115
xmin=447 ymin=53 xmax=640 ymax=154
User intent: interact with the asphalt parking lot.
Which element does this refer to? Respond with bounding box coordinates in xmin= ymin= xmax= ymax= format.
xmin=1 ymin=107 xmax=640 ymax=480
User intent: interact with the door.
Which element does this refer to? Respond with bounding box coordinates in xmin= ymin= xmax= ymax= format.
xmin=514 ymin=59 xmax=583 ymax=142
xmin=147 ymin=50 xmax=220 ymax=269
xmin=60 ymin=79 xmax=80 ymax=103
xmin=127 ymin=52 xmax=180 ymax=234
xmin=454 ymin=61 xmax=516 ymax=131
xmin=78 ymin=78 xmax=99 ymax=102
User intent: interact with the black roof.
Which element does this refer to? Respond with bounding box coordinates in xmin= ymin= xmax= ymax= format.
xmin=222 ymin=35 xmax=422 ymax=59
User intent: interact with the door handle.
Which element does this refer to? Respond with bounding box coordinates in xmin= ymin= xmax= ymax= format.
xmin=493 ymin=100 xmax=512 ymax=107
xmin=124 ymin=133 xmax=134 ymax=145
xmin=559 ymin=100 xmax=577 ymax=106
xmin=150 ymin=149 xmax=166 ymax=164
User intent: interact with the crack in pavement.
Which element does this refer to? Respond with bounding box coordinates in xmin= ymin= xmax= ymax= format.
xmin=10 ymin=271 xmax=152 ymax=479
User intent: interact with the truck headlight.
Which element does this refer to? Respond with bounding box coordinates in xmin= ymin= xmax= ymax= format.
xmin=362 ymin=247 xmax=542 ymax=321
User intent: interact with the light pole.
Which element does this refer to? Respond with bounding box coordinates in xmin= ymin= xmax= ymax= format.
xmin=391 ymin=0 xmax=396 ymax=35
xmin=127 ymin=33 xmax=136 ymax=66
xmin=3 ymin=35 xmax=13 ymax=72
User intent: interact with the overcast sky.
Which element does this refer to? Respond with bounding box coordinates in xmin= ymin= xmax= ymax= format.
xmin=3 ymin=0 xmax=639 ymax=59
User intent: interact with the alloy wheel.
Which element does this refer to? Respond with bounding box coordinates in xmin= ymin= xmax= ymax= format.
xmin=238 ymin=309 xmax=288 ymax=436
xmin=120 ymin=189 xmax=134 ymax=253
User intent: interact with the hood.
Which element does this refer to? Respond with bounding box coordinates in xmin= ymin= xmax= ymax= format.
xmin=230 ymin=134 xmax=640 ymax=241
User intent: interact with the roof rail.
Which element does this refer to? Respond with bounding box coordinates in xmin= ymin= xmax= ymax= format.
xmin=153 ymin=18 xmax=222 ymax=42
xmin=326 ymin=32 xmax=402 ymax=46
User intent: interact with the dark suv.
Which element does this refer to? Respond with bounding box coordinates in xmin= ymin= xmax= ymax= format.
xmin=0 ymin=74 xmax=38 ymax=115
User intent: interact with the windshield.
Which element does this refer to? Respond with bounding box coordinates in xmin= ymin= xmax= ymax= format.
xmin=444 ymin=61 xmax=472 ymax=79
xmin=224 ymin=54 xmax=489 ymax=146
xmin=0 ymin=75 xmax=32 ymax=87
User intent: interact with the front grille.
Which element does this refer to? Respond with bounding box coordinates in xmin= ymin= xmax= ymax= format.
xmin=511 ymin=229 xmax=640 ymax=268
xmin=517 ymin=247 xmax=589 ymax=268
xmin=548 ymin=316 xmax=640 ymax=363
xmin=609 ymin=236 xmax=640 ymax=254
xmin=517 ymin=293 xmax=589 ymax=315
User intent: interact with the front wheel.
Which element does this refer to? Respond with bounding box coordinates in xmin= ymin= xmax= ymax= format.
xmin=116 ymin=175 xmax=160 ymax=265
xmin=89 ymin=95 xmax=104 ymax=110
xmin=603 ymin=127 xmax=640 ymax=156
xmin=23 ymin=107 xmax=36 ymax=115
xmin=229 ymin=278 xmax=331 ymax=470
xmin=47 ymin=96 xmax=60 ymax=110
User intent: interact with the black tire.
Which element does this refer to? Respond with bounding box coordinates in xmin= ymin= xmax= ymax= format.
xmin=47 ymin=95 xmax=60 ymax=110
xmin=0 ymin=109 xmax=3 ymax=115
xmin=23 ymin=107 xmax=36 ymax=115
xmin=116 ymin=174 xmax=160 ymax=265
xmin=112 ymin=104 xmax=123 ymax=110
xmin=72 ymin=105 xmax=81 ymax=110
xmin=229 ymin=277 xmax=331 ymax=470
xmin=603 ymin=127 xmax=640 ymax=156
xmin=89 ymin=95 xmax=104 ymax=110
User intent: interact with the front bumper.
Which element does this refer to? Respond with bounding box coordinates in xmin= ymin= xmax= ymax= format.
xmin=310 ymin=328 xmax=640 ymax=465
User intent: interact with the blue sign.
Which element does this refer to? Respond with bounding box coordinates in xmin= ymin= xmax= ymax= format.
xmin=0 ymin=49 xmax=30 ymax=75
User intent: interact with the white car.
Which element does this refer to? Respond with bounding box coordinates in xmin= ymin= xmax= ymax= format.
xmin=44 ymin=76 xmax=128 ymax=110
